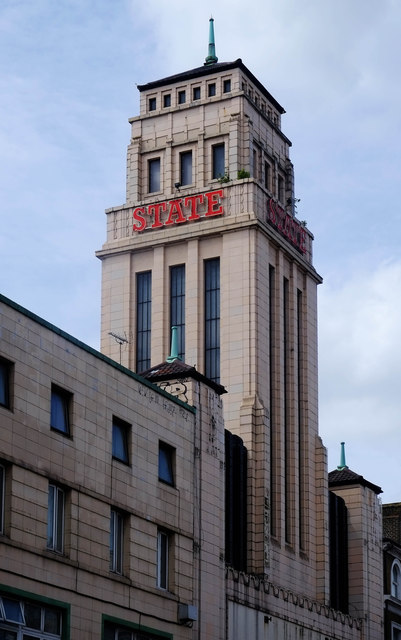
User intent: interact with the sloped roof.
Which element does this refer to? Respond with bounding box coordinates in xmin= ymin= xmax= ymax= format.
xmin=328 ymin=467 xmax=382 ymax=495
xmin=139 ymin=359 xmax=226 ymax=396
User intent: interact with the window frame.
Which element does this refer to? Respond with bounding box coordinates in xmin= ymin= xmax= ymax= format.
xmin=208 ymin=83 xmax=216 ymax=97
xmin=148 ymin=157 xmax=161 ymax=194
xmin=148 ymin=96 xmax=156 ymax=112
xmin=170 ymin=265 xmax=185 ymax=361
xmin=223 ymin=78 xmax=231 ymax=93
xmin=179 ymin=150 xmax=192 ymax=187
xmin=112 ymin=417 xmax=130 ymax=465
xmin=192 ymin=86 xmax=201 ymax=101
xmin=50 ymin=385 xmax=71 ymax=436
xmin=157 ymin=529 xmax=170 ymax=590
xmin=204 ymin=258 xmax=220 ymax=383
xmin=47 ymin=483 xmax=65 ymax=554
xmin=392 ymin=559 xmax=401 ymax=599
xmin=110 ymin=509 xmax=124 ymax=575
xmin=0 ymin=592 xmax=67 ymax=639
xmin=162 ymin=93 xmax=171 ymax=108
xmin=212 ymin=143 xmax=225 ymax=180
xmin=158 ymin=441 xmax=175 ymax=487
xmin=0 ymin=357 xmax=12 ymax=410
xmin=178 ymin=89 xmax=186 ymax=105
xmin=136 ymin=271 xmax=152 ymax=372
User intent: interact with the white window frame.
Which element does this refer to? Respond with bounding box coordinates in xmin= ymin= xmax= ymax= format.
xmin=157 ymin=530 xmax=169 ymax=590
xmin=391 ymin=559 xmax=401 ymax=599
xmin=110 ymin=509 xmax=124 ymax=575
xmin=47 ymin=484 xmax=65 ymax=554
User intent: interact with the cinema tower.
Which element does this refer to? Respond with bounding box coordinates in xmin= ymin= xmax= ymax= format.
xmin=97 ymin=23 xmax=326 ymax=598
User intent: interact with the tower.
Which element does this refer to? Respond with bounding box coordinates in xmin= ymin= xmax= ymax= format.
xmin=96 ymin=21 xmax=327 ymax=598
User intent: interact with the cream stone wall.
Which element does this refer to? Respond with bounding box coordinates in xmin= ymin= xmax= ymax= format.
xmin=0 ymin=294 xmax=225 ymax=639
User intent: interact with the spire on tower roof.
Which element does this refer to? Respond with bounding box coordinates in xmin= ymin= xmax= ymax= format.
xmin=204 ymin=16 xmax=218 ymax=65
xmin=337 ymin=441 xmax=349 ymax=471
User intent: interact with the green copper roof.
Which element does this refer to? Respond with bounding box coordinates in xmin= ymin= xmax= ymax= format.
xmin=205 ymin=17 xmax=218 ymax=65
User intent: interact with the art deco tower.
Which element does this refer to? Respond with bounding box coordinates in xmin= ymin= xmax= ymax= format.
xmin=97 ymin=21 xmax=327 ymax=599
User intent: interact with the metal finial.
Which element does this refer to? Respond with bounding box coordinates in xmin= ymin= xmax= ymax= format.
xmin=166 ymin=326 xmax=182 ymax=362
xmin=337 ymin=442 xmax=348 ymax=471
xmin=205 ymin=17 xmax=218 ymax=65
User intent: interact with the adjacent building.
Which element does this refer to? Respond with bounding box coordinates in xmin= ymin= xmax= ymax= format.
xmin=0 ymin=20 xmax=385 ymax=639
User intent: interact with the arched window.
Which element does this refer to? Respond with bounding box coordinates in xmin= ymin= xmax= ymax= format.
xmin=391 ymin=560 xmax=401 ymax=598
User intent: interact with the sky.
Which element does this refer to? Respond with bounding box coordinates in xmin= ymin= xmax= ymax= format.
xmin=1 ymin=0 xmax=401 ymax=502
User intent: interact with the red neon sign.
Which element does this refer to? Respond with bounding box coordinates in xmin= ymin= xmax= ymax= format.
xmin=267 ymin=198 xmax=306 ymax=254
xmin=133 ymin=189 xmax=224 ymax=232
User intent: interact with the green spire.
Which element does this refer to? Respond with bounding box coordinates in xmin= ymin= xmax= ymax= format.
xmin=337 ymin=442 xmax=348 ymax=471
xmin=205 ymin=17 xmax=218 ymax=65
xmin=166 ymin=326 xmax=181 ymax=362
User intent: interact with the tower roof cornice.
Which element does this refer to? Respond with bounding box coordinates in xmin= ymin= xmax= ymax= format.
xmin=137 ymin=58 xmax=286 ymax=115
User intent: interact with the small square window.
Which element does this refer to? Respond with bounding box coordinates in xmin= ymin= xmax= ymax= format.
xmin=0 ymin=357 xmax=12 ymax=409
xmin=50 ymin=385 xmax=71 ymax=435
xmin=148 ymin=97 xmax=156 ymax=111
xmin=208 ymin=83 xmax=216 ymax=97
xmin=223 ymin=79 xmax=231 ymax=93
xmin=178 ymin=90 xmax=186 ymax=104
xmin=163 ymin=94 xmax=171 ymax=108
xmin=112 ymin=417 xmax=130 ymax=464
xmin=193 ymin=86 xmax=201 ymax=101
xmin=158 ymin=442 xmax=174 ymax=486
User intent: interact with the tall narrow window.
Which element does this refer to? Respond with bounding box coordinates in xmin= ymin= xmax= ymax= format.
xmin=148 ymin=158 xmax=160 ymax=193
xmin=112 ymin=417 xmax=130 ymax=464
xmin=269 ymin=265 xmax=277 ymax=536
xmin=283 ymin=277 xmax=291 ymax=544
xmin=157 ymin=529 xmax=169 ymax=590
xmin=158 ymin=441 xmax=175 ymax=486
xmin=278 ymin=173 xmax=285 ymax=202
xmin=170 ymin=265 xmax=185 ymax=360
xmin=223 ymin=79 xmax=231 ymax=93
xmin=180 ymin=151 xmax=192 ymax=186
xmin=297 ymin=289 xmax=306 ymax=550
xmin=0 ymin=465 xmax=5 ymax=535
xmin=264 ymin=160 xmax=272 ymax=191
xmin=212 ymin=143 xmax=225 ymax=179
xmin=0 ymin=358 xmax=11 ymax=409
xmin=392 ymin=562 xmax=401 ymax=598
xmin=47 ymin=484 xmax=65 ymax=553
xmin=110 ymin=509 xmax=124 ymax=574
xmin=136 ymin=271 xmax=152 ymax=372
xmin=205 ymin=258 xmax=220 ymax=383
xmin=50 ymin=385 xmax=71 ymax=435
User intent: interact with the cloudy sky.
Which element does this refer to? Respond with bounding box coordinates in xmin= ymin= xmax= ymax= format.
xmin=1 ymin=1 xmax=401 ymax=501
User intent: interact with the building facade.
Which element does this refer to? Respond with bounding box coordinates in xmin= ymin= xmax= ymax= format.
xmin=0 ymin=22 xmax=385 ymax=639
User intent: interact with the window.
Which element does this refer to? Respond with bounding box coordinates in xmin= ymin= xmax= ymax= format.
xmin=264 ymin=160 xmax=272 ymax=191
xmin=192 ymin=86 xmax=201 ymax=101
xmin=157 ymin=529 xmax=170 ymax=590
xmin=0 ymin=596 xmax=63 ymax=638
xmin=392 ymin=561 xmax=401 ymax=598
xmin=112 ymin=417 xmax=130 ymax=464
xmin=0 ymin=465 xmax=5 ymax=535
xmin=158 ymin=441 xmax=174 ymax=486
xmin=208 ymin=83 xmax=216 ymax=97
xmin=212 ymin=143 xmax=225 ymax=179
xmin=170 ymin=265 xmax=185 ymax=360
xmin=278 ymin=173 xmax=285 ymax=202
xmin=110 ymin=509 xmax=124 ymax=574
xmin=136 ymin=271 xmax=152 ymax=372
xmin=104 ymin=619 xmax=169 ymax=640
xmin=178 ymin=89 xmax=186 ymax=104
xmin=204 ymin=258 xmax=220 ymax=383
xmin=180 ymin=150 xmax=192 ymax=186
xmin=148 ymin=97 xmax=156 ymax=111
xmin=253 ymin=146 xmax=261 ymax=181
xmin=148 ymin=158 xmax=160 ymax=193
xmin=0 ymin=357 xmax=11 ymax=409
xmin=163 ymin=94 xmax=171 ymax=108
xmin=223 ymin=79 xmax=231 ymax=93
xmin=50 ymin=385 xmax=71 ymax=435
xmin=47 ymin=484 xmax=64 ymax=553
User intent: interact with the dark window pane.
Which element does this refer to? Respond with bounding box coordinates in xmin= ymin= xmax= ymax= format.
xmin=193 ymin=86 xmax=200 ymax=100
xmin=180 ymin=151 xmax=192 ymax=186
xmin=205 ymin=259 xmax=220 ymax=382
xmin=0 ymin=359 xmax=10 ymax=408
xmin=44 ymin=607 xmax=61 ymax=634
xmin=2 ymin=598 xmax=23 ymax=623
xmin=24 ymin=602 xmax=41 ymax=629
xmin=148 ymin=97 xmax=156 ymax=111
xmin=50 ymin=386 xmax=70 ymax=434
xmin=208 ymin=83 xmax=216 ymax=97
xmin=112 ymin=419 xmax=129 ymax=464
xmin=148 ymin=158 xmax=160 ymax=193
xmin=223 ymin=79 xmax=231 ymax=93
xmin=136 ymin=272 xmax=152 ymax=372
xmin=170 ymin=265 xmax=185 ymax=360
xmin=158 ymin=443 xmax=174 ymax=485
xmin=178 ymin=90 xmax=186 ymax=104
xmin=163 ymin=94 xmax=171 ymax=108
xmin=157 ymin=530 xmax=169 ymax=589
xmin=212 ymin=144 xmax=225 ymax=179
